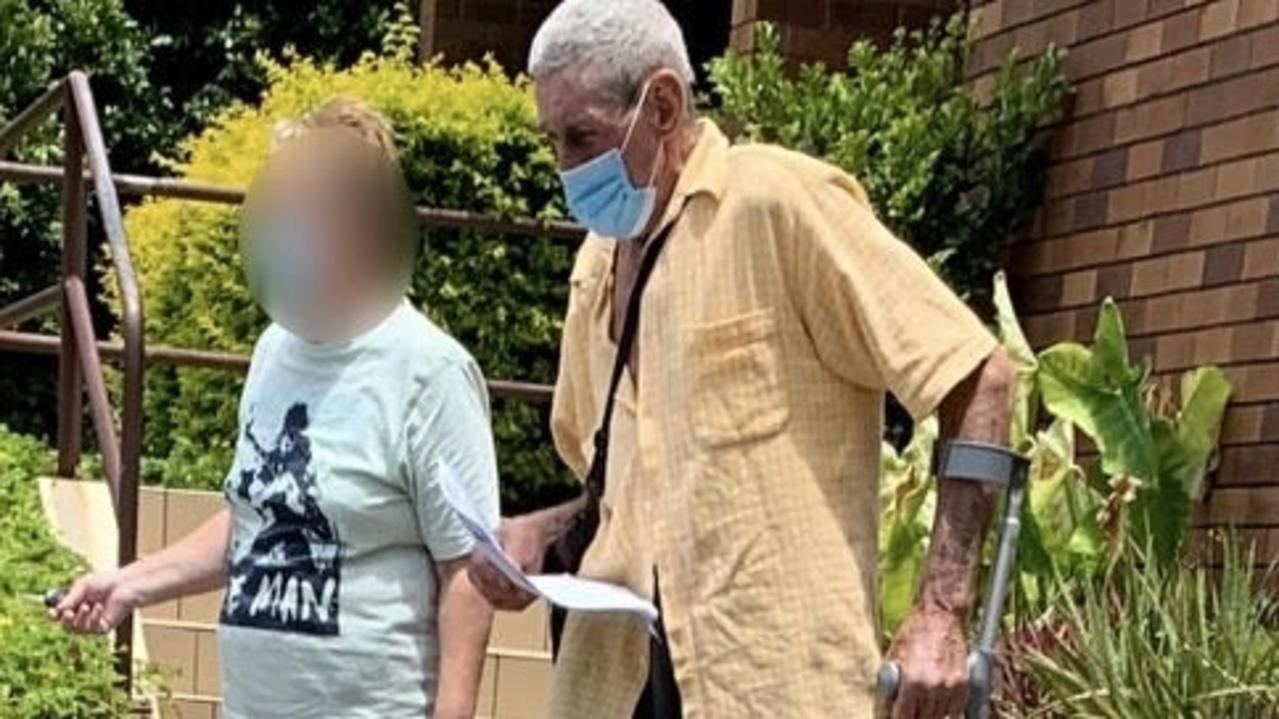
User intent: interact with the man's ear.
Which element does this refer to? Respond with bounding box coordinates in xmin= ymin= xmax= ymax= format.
xmin=646 ymin=69 xmax=687 ymax=136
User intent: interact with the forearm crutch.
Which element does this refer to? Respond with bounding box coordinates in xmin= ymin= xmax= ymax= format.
xmin=877 ymin=440 xmax=1029 ymax=719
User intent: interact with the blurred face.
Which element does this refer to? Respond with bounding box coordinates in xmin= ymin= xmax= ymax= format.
xmin=241 ymin=131 xmax=416 ymax=342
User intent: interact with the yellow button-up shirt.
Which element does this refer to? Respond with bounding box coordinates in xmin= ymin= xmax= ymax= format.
xmin=546 ymin=120 xmax=997 ymax=718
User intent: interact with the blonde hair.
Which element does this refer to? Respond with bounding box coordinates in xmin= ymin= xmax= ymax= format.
xmin=271 ymin=96 xmax=399 ymax=163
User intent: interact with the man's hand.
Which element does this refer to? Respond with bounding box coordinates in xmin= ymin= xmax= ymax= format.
xmin=885 ymin=605 xmax=969 ymax=718
xmin=468 ymin=513 xmax=551 ymax=610
xmin=52 ymin=568 xmax=141 ymax=634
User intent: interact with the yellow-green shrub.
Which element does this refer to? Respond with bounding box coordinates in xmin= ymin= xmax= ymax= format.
xmin=114 ymin=45 xmax=575 ymax=510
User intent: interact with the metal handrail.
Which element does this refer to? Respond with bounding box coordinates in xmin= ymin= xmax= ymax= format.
xmin=0 ymin=159 xmax=586 ymax=242
xmin=0 ymin=329 xmax=556 ymax=403
xmin=0 ymin=72 xmax=579 ymax=692
xmin=0 ymin=71 xmax=145 ymax=686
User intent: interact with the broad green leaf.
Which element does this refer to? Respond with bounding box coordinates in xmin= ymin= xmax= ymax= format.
xmin=1168 ymin=366 xmax=1232 ymax=500
xmin=1039 ymin=343 xmax=1156 ymax=480
xmin=1091 ymin=298 xmax=1143 ymax=386
xmin=878 ymin=417 xmax=937 ymax=633
xmin=994 ymin=271 xmax=1039 ymax=450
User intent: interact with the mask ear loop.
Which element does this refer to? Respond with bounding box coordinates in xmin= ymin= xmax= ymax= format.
xmin=619 ymin=80 xmax=653 ymax=155
xmin=620 ymin=81 xmax=664 ymax=188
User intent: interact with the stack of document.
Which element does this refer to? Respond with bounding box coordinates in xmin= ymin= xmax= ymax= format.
xmin=437 ymin=462 xmax=658 ymax=626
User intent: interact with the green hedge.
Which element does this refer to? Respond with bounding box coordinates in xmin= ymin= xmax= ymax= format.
xmin=709 ymin=16 xmax=1069 ymax=304
xmin=113 ymin=32 xmax=575 ymax=511
xmin=0 ymin=0 xmax=177 ymax=440
xmin=0 ymin=428 xmax=127 ymax=718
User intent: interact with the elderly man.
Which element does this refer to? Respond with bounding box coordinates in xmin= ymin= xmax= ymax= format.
xmin=469 ymin=1 xmax=1015 ymax=717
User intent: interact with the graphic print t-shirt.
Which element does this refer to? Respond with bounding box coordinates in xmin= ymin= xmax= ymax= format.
xmin=218 ymin=301 xmax=500 ymax=718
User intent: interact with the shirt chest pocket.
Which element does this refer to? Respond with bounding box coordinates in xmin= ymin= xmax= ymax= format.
xmin=687 ymin=308 xmax=790 ymax=448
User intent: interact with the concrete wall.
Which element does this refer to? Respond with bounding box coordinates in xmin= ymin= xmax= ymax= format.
xmin=971 ymin=0 xmax=1279 ymax=558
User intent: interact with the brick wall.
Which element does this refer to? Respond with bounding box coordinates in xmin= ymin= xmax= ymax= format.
xmin=971 ymin=0 xmax=1279 ymax=556
xmin=420 ymin=1 xmax=958 ymax=73
xmin=730 ymin=0 xmax=960 ymax=65
xmin=418 ymin=0 xmax=557 ymax=72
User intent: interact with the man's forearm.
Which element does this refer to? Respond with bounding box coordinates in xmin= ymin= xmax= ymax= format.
xmin=435 ymin=558 xmax=494 ymax=719
xmin=916 ymin=352 xmax=1015 ymax=616
xmin=124 ymin=507 xmax=231 ymax=606
xmin=532 ymin=493 xmax=589 ymax=546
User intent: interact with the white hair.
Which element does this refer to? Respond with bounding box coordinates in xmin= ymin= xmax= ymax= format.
xmin=528 ymin=0 xmax=695 ymax=109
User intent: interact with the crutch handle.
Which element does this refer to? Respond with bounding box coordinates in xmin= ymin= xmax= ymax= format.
xmin=876 ymin=652 xmax=992 ymax=715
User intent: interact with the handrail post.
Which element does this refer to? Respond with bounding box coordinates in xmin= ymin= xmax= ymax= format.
xmin=68 ymin=70 xmax=140 ymax=691
xmin=56 ymin=95 xmax=84 ymax=479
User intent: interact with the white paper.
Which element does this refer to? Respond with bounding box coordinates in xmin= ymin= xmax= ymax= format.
xmin=437 ymin=461 xmax=658 ymax=625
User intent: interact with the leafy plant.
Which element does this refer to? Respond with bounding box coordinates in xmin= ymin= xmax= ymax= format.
xmin=878 ymin=274 xmax=1232 ymax=634
xmin=0 ymin=0 xmax=178 ymax=440
xmin=708 ymin=15 xmax=1070 ymax=303
xmin=1013 ymin=534 xmax=1279 ymax=718
xmin=0 ymin=427 xmax=128 ymax=717
xmin=879 ymin=416 xmax=938 ymax=633
xmin=130 ymin=0 xmax=408 ymax=140
xmin=1037 ymin=300 xmax=1232 ymax=565
xmin=109 ymin=26 xmax=574 ymax=511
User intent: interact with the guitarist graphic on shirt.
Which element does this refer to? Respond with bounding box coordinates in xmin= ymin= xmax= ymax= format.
xmin=222 ymin=402 xmax=342 ymax=635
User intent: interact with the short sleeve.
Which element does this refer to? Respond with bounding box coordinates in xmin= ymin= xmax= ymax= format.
xmin=549 ymin=238 xmax=615 ymax=481
xmin=405 ymin=358 xmax=501 ymax=562
xmin=784 ymin=170 xmax=998 ymax=421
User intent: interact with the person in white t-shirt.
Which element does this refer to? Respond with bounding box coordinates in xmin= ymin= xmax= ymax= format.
xmin=53 ymin=97 xmax=501 ymax=719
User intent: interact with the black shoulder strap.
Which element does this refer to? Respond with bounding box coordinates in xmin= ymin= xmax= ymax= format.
xmin=584 ymin=218 xmax=680 ymax=500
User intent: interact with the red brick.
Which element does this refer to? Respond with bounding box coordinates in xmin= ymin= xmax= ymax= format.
xmin=1211 ymin=31 xmax=1253 ymax=78
xmin=1074 ymin=191 xmax=1110 ymax=230
xmin=1073 ymin=32 xmax=1129 ymax=78
xmin=1103 ymin=67 xmax=1141 ymax=107
xmin=1252 ymin=23 xmax=1279 ymax=67
xmin=1231 ymin=320 xmax=1276 ymax=361
xmin=1202 ymin=242 xmax=1246 ymax=286
xmin=1116 ymin=0 xmax=1151 ymax=27
xmin=1119 ymin=219 xmax=1156 ymax=258
xmin=1162 ymin=128 xmax=1202 ymax=173
xmin=1078 ymin=0 xmax=1114 ymax=40
xmin=780 ymin=0 xmax=828 ymax=27
xmin=1127 ymin=139 xmax=1165 ymax=179
xmin=1216 ymin=156 xmax=1260 ymax=199
xmin=1116 ymin=94 xmax=1187 ymax=144
xmin=1264 ymin=402 xmax=1279 ymax=441
xmin=1156 ymin=331 xmax=1196 ymax=368
xmin=1243 ymin=238 xmax=1279 ymax=280
xmin=1258 ymin=277 xmax=1279 ymax=318
xmin=1153 ymin=212 xmax=1193 ymax=252
xmin=1237 ymin=0 xmax=1279 ymax=28
xmin=1092 ymin=146 xmax=1130 ymax=187
xmin=1173 ymin=45 xmax=1214 ymax=87
xmin=1061 ymin=269 xmax=1099 ymax=305
xmin=1199 ymin=0 xmax=1241 ymax=41
xmin=1195 ymin=325 xmax=1236 ymax=363
xmin=1242 ymin=364 xmax=1279 ymax=402
xmin=1162 ymin=7 xmax=1204 ymax=52
xmin=1200 ymin=109 xmax=1279 ymax=163
xmin=1176 ymin=166 xmax=1218 ymax=210
xmin=1097 ymin=263 xmax=1135 ymax=299
xmin=1221 ymin=404 xmax=1266 ymax=443
xmin=1127 ymin=20 xmax=1165 ymax=62
xmin=1047 ymin=157 xmax=1094 ymax=198
xmin=1225 ymin=195 xmax=1270 ymax=238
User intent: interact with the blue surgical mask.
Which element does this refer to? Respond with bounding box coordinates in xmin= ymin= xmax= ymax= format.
xmin=558 ymin=83 xmax=662 ymax=240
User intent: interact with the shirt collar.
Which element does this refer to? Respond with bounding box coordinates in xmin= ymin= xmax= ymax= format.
xmin=651 ymin=118 xmax=729 ymax=233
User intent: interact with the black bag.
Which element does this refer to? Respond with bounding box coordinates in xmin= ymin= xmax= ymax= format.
xmin=544 ymin=219 xmax=680 ymax=650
